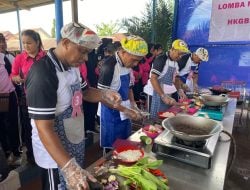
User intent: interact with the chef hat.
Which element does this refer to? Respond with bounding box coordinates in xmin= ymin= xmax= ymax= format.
xmin=172 ymin=39 xmax=189 ymax=53
xmin=120 ymin=35 xmax=148 ymax=56
xmin=61 ymin=22 xmax=101 ymax=50
xmin=195 ymin=48 xmax=209 ymax=62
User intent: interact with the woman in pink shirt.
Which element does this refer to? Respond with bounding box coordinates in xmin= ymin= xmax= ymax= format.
xmin=11 ymin=30 xmax=46 ymax=164
xmin=11 ymin=30 xmax=46 ymax=84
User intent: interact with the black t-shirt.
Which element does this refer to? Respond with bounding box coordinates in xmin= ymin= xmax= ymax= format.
xmin=177 ymin=53 xmax=191 ymax=72
xmin=97 ymin=54 xmax=133 ymax=90
xmin=26 ymin=49 xmax=88 ymax=120
xmin=151 ymin=53 xmax=168 ymax=76
xmin=97 ymin=56 xmax=116 ymax=89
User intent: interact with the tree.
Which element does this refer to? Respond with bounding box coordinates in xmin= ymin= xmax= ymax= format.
xmin=121 ymin=0 xmax=174 ymax=50
xmin=95 ymin=21 xmax=121 ymax=36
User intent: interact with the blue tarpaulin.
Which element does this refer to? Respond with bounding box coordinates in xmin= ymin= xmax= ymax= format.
xmin=173 ymin=0 xmax=250 ymax=88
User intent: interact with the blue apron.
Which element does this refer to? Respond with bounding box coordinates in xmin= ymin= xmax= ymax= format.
xmin=48 ymin=53 xmax=85 ymax=190
xmin=100 ymin=74 xmax=131 ymax=148
xmin=150 ymin=65 xmax=176 ymax=117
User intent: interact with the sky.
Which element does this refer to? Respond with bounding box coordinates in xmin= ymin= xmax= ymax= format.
xmin=0 ymin=0 xmax=149 ymax=35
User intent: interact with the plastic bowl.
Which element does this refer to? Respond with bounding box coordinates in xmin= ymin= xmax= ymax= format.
xmin=142 ymin=125 xmax=163 ymax=139
xmin=158 ymin=111 xmax=176 ymax=119
xmin=113 ymin=146 xmax=144 ymax=164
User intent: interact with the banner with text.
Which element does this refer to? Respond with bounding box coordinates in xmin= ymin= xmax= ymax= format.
xmin=209 ymin=0 xmax=250 ymax=42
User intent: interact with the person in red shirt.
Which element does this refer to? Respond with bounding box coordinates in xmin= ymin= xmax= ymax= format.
xmin=11 ymin=30 xmax=46 ymax=164
xmin=11 ymin=30 xmax=46 ymax=83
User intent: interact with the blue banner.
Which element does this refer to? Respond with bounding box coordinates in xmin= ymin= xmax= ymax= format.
xmin=174 ymin=0 xmax=250 ymax=88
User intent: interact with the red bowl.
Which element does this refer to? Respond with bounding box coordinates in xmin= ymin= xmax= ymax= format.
xmin=113 ymin=146 xmax=144 ymax=164
xmin=142 ymin=125 xmax=163 ymax=139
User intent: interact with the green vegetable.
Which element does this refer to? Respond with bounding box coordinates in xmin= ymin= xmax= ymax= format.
xmin=133 ymin=174 xmax=157 ymax=190
xmin=141 ymin=169 xmax=169 ymax=190
xmin=110 ymin=165 xmax=157 ymax=190
xmin=109 ymin=158 xmax=169 ymax=190
xmin=136 ymin=157 xmax=163 ymax=169
xmin=140 ymin=135 xmax=152 ymax=145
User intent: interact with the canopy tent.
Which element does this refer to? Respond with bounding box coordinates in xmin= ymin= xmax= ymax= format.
xmin=0 ymin=0 xmax=75 ymax=50
xmin=0 ymin=0 xmax=66 ymax=14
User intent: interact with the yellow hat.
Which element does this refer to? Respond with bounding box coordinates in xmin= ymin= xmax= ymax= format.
xmin=120 ymin=35 xmax=148 ymax=56
xmin=172 ymin=39 xmax=189 ymax=53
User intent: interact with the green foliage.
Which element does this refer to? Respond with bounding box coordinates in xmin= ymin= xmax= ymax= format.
xmin=96 ymin=21 xmax=121 ymax=36
xmin=121 ymin=0 xmax=174 ymax=50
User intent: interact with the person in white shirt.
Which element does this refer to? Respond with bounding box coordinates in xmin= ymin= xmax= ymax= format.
xmin=149 ymin=39 xmax=189 ymax=117
xmin=177 ymin=47 xmax=209 ymax=92
xmin=26 ymin=22 xmax=122 ymax=190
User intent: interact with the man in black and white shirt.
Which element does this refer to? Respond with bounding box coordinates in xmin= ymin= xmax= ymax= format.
xmin=177 ymin=47 xmax=209 ymax=92
xmin=26 ymin=22 xmax=122 ymax=190
xmin=97 ymin=35 xmax=148 ymax=151
xmin=149 ymin=39 xmax=189 ymax=117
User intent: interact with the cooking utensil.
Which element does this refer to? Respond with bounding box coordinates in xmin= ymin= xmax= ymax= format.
xmin=112 ymin=139 xmax=140 ymax=149
xmin=209 ymin=87 xmax=232 ymax=95
xmin=162 ymin=115 xmax=222 ymax=141
xmin=142 ymin=125 xmax=163 ymax=139
xmin=158 ymin=111 xmax=176 ymax=119
xmin=113 ymin=146 xmax=144 ymax=164
xmin=200 ymin=94 xmax=229 ymax=107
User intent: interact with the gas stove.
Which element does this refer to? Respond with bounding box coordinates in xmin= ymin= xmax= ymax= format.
xmin=195 ymin=105 xmax=226 ymax=121
xmin=153 ymin=129 xmax=220 ymax=169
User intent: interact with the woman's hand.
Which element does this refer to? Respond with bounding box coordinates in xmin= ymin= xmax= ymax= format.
xmin=12 ymin=75 xmax=24 ymax=85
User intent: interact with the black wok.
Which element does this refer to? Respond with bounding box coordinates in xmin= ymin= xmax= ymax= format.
xmin=209 ymin=87 xmax=231 ymax=95
xmin=162 ymin=115 xmax=222 ymax=141
xmin=200 ymin=94 xmax=229 ymax=107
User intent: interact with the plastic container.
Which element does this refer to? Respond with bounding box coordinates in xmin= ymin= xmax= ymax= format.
xmin=113 ymin=146 xmax=144 ymax=164
xmin=142 ymin=125 xmax=163 ymax=139
xmin=158 ymin=111 xmax=176 ymax=119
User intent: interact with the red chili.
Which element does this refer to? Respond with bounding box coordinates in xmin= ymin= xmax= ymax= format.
xmin=149 ymin=169 xmax=167 ymax=179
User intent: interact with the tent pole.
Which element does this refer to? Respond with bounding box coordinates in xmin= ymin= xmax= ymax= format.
xmin=151 ymin=0 xmax=157 ymax=43
xmin=71 ymin=0 xmax=78 ymax=23
xmin=55 ymin=0 xmax=63 ymax=43
xmin=16 ymin=6 xmax=22 ymax=52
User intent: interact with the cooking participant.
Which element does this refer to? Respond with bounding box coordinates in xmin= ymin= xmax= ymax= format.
xmin=97 ymin=35 xmax=148 ymax=151
xmin=177 ymin=47 xmax=209 ymax=92
xmin=150 ymin=39 xmax=189 ymax=117
xmin=26 ymin=22 xmax=122 ymax=190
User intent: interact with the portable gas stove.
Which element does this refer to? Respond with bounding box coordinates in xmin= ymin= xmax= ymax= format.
xmin=196 ymin=105 xmax=226 ymax=121
xmin=153 ymin=129 xmax=220 ymax=169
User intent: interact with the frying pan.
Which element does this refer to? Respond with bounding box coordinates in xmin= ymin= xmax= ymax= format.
xmin=200 ymin=94 xmax=229 ymax=107
xmin=162 ymin=115 xmax=222 ymax=141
